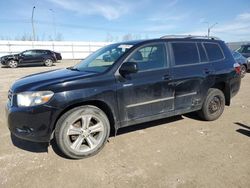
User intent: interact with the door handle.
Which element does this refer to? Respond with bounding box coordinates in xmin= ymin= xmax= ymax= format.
xmin=203 ymin=69 xmax=214 ymax=75
xmin=162 ymin=74 xmax=172 ymax=80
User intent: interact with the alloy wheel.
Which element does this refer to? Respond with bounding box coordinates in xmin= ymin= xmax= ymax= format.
xmin=65 ymin=114 xmax=105 ymax=153
xmin=8 ymin=60 xmax=18 ymax=68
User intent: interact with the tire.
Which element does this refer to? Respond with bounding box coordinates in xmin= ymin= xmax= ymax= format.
xmin=8 ymin=60 xmax=18 ymax=68
xmin=241 ymin=65 xmax=247 ymax=78
xmin=198 ymin=88 xmax=225 ymax=121
xmin=55 ymin=105 xmax=110 ymax=159
xmin=44 ymin=59 xmax=53 ymax=67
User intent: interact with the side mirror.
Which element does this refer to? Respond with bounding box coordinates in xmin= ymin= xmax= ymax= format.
xmin=119 ymin=62 xmax=138 ymax=75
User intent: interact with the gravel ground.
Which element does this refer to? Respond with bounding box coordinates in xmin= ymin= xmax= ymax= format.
xmin=0 ymin=60 xmax=249 ymax=188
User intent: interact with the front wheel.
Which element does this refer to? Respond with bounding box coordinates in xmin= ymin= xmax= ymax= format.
xmin=8 ymin=60 xmax=18 ymax=68
xmin=198 ymin=88 xmax=225 ymax=121
xmin=55 ymin=105 xmax=110 ymax=159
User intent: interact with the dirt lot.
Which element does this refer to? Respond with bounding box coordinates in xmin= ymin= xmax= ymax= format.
xmin=0 ymin=60 xmax=249 ymax=188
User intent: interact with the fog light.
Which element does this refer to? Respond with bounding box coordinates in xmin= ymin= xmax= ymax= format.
xmin=16 ymin=127 xmax=34 ymax=134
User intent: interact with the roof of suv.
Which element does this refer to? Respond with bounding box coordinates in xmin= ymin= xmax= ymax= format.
xmin=118 ymin=36 xmax=223 ymax=47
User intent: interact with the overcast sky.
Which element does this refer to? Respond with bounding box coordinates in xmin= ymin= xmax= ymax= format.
xmin=0 ymin=0 xmax=249 ymax=42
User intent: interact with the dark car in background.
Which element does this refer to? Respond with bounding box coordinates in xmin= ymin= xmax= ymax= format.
xmin=232 ymin=51 xmax=249 ymax=77
xmin=0 ymin=49 xmax=62 ymax=68
xmin=5 ymin=36 xmax=241 ymax=159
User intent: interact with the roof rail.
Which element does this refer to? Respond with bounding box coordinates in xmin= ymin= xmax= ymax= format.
xmin=160 ymin=35 xmax=220 ymax=40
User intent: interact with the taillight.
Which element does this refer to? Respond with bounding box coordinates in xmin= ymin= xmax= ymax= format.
xmin=234 ymin=63 xmax=241 ymax=74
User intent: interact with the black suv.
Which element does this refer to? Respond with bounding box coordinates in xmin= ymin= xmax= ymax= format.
xmin=5 ymin=36 xmax=241 ymax=159
xmin=0 ymin=49 xmax=62 ymax=68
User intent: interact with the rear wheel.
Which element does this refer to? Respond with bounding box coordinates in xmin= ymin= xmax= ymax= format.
xmin=8 ymin=60 xmax=18 ymax=68
xmin=55 ymin=105 xmax=110 ymax=159
xmin=44 ymin=59 xmax=53 ymax=67
xmin=198 ymin=88 xmax=225 ymax=121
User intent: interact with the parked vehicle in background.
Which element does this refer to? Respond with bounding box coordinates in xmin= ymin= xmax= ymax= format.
xmin=0 ymin=49 xmax=62 ymax=68
xmin=6 ymin=36 xmax=241 ymax=159
xmin=236 ymin=44 xmax=250 ymax=59
xmin=232 ymin=51 xmax=249 ymax=77
xmin=54 ymin=52 xmax=62 ymax=61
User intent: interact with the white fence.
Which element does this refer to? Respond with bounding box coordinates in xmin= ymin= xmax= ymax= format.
xmin=0 ymin=40 xmax=110 ymax=59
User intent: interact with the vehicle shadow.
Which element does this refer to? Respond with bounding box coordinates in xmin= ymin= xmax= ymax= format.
xmin=11 ymin=133 xmax=48 ymax=153
xmin=182 ymin=112 xmax=204 ymax=121
xmin=51 ymin=115 xmax=184 ymax=159
xmin=10 ymin=115 xmax=184 ymax=158
xmin=234 ymin=122 xmax=250 ymax=137
xmin=115 ymin=115 xmax=184 ymax=136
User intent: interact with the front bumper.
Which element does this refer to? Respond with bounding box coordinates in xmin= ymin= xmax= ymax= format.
xmin=5 ymin=102 xmax=60 ymax=143
xmin=0 ymin=59 xmax=7 ymax=65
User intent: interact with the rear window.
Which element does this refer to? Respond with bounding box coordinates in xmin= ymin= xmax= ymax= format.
xmin=172 ymin=42 xmax=199 ymax=66
xmin=204 ymin=43 xmax=224 ymax=61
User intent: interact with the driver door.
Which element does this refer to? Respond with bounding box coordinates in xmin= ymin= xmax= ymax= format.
xmin=116 ymin=42 xmax=175 ymax=127
xmin=20 ymin=50 xmax=37 ymax=64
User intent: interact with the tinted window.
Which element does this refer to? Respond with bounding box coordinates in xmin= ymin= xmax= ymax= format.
xmin=35 ymin=50 xmax=44 ymax=55
xmin=204 ymin=43 xmax=224 ymax=61
xmin=172 ymin=42 xmax=199 ymax=65
xmin=127 ymin=43 xmax=166 ymax=71
xmin=243 ymin=46 xmax=250 ymax=53
xmin=197 ymin=43 xmax=208 ymax=62
xmin=22 ymin=50 xmax=36 ymax=56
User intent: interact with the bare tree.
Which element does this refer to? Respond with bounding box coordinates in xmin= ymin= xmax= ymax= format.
xmin=55 ymin=33 xmax=63 ymax=41
xmin=105 ymin=33 xmax=114 ymax=42
xmin=122 ymin=34 xmax=133 ymax=41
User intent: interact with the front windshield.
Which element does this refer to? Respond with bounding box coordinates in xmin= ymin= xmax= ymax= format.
xmin=73 ymin=43 xmax=134 ymax=73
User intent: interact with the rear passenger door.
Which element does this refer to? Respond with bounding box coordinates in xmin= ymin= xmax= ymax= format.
xmin=170 ymin=41 xmax=214 ymax=111
xmin=34 ymin=50 xmax=46 ymax=63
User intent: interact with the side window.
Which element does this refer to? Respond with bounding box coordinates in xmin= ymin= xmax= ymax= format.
xmin=204 ymin=43 xmax=224 ymax=61
xmin=197 ymin=43 xmax=208 ymax=62
xmin=127 ymin=43 xmax=166 ymax=71
xmin=23 ymin=50 xmax=35 ymax=56
xmin=172 ymin=42 xmax=199 ymax=65
xmin=35 ymin=50 xmax=43 ymax=55
xmin=246 ymin=46 xmax=250 ymax=53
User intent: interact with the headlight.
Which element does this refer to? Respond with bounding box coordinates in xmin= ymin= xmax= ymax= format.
xmin=17 ymin=91 xmax=54 ymax=107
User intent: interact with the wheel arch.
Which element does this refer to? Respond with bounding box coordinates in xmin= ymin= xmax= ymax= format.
xmin=211 ymin=82 xmax=230 ymax=106
xmin=242 ymin=63 xmax=248 ymax=70
xmin=51 ymin=100 xmax=117 ymax=140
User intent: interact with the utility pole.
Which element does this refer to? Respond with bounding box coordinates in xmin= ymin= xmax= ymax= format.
xmin=204 ymin=22 xmax=218 ymax=38
xmin=31 ymin=6 xmax=36 ymax=41
xmin=49 ymin=9 xmax=56 ymax=40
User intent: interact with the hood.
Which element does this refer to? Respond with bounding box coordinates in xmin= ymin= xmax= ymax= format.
xmin=1 ymin=54 xmax=19 ymax=59
xmin=11 ymin=68 xmax=97 ymax=93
